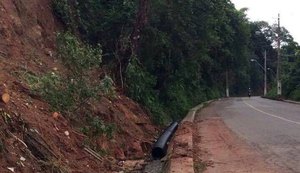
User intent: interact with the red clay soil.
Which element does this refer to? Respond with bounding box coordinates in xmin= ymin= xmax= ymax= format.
xmin=0 ymin=1 xmax=158 ymax=172
xmin=167 ymin=122 xmax=194 ymax=173
xmin=193 ymin=105 xmax=280 ymax=173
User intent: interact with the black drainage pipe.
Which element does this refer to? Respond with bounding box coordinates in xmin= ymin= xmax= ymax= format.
xmin=151 ymin=122 xmax=179 ymax=159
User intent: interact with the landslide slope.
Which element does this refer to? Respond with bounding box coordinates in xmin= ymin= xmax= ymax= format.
xmin=0 ymin=1 xmax=158 ymax=172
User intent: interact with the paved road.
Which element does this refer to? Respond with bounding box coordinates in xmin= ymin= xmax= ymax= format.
xmin=214 ymin=97 xmax=300 ymax=173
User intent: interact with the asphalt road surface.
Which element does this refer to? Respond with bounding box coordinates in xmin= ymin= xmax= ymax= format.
xmin=215 ymin=97 xmax=300 ymax=173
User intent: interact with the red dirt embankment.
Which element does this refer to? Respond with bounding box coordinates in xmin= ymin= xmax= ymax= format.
xmin=167 ymin=121 xmax=194 ymax=173
xmin=166 ymin=103 xmax=205 ymax=173
xmin=0 ymin=1 xmax=158 ymax=172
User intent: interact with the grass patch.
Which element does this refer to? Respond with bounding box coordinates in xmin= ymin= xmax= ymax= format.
xmin=40 ymin=159 xmax=70 ymax=173
xmin=24 ymin=72 xmax=98 ymax=113
xmin=194 ymin=161 xmax=207 ymax=173
xmin=80 ymin=116 xmax=116 ymax=140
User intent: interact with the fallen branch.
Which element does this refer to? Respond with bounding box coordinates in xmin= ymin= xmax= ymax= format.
xmin=24 ymin=130 xmax=58 ymax=161
xmin=71 ymin=130 xmax=88 ymax=138
xmin=7 ymin=130 xmax=28 ymax=148
xmin=84 ymin=147 xmax=103 ymax=161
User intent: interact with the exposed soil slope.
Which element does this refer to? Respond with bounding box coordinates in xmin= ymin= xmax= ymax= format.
xmin=0 ymin=1 xmax=158 ymax=172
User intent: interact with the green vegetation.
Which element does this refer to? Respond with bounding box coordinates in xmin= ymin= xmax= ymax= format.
xmin=23 ymin=32 xmax=116 ymax=143
xmin=81 ymin=116 xmax=116 ymax=139
xmin=40 ymin=159 xmax=70 ymax=173
xmin=56 ymin=32 xmax=102 ymax=74
xmin=99 ymin=75 xmax=116 ymax=99
xmin=25 ymin=72 xmax=75 ymax=112
xmin=125 ymin=56 xmax=167 ymax=124
xmin=282 ymin=50 xmax=300 ymax=101
xmin=52 ymin=0 xmax=74 ymax=28
xmin=265 ymin=87 xmax=279 ymax=99
xmin=248 ymin=21 xmax=300 ymax=100
xmin=194 ymin=161 xmax=206 ymax=173
xmin=24 ymin=33 xmax=103 ymax=113
xmin=51 ymin=0 xmax=300 ymax=124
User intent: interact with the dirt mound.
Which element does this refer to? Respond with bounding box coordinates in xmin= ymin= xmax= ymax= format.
xmin=0 ymin=0 xmax=158 ymax=172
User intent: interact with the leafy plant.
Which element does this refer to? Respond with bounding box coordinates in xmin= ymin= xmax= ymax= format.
xmin=24 ymin=32 xmax=103 ymax=113
xmin=99 ymin=75 xmax=116 ymax=99
xmin=56 ymin=32 xmax=102 ymax=75
xmin=52 ymin=0 xmax=76 ymax=29
xmin=266 ymin=87 xmax=278 ymax=99
xmin=25 ymin=72 xmax=74 ymax=112
xmin=289 ymin=87 xmax=300 ymax=101
xmin=125 ymin=56 xmax=167 ymax=124
xmin=81 ymin=116 xmax=116 ymax=139
xmin=25 ymin=72 xmax=99 ymax=112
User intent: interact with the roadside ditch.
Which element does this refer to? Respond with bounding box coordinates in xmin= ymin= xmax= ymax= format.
xmin=143 ymin=101 xmax=214 ymax=173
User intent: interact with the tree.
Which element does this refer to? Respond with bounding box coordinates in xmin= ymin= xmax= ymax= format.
xmin=248 ymin=21 xmax=276 ymax=94
xmin=53 ymin=0 xmax=300 ymax=123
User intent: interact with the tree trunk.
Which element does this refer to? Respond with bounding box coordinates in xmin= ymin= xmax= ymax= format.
xmin=117 ymin=0 xmax=150 ymax=89
xmin=130 ymin=0 xmax=150 ymax=55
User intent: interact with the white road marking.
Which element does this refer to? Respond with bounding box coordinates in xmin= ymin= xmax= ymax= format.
xmin=243 ymin=99 xmax=300 ymax=126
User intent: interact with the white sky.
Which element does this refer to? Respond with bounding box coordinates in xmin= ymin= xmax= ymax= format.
xmin=230 ymin=0 xmax=300 ymax=44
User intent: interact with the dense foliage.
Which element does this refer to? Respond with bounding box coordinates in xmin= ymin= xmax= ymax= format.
xmin=52 ymin=0 xmax=300 ymax=124
xmin=249 ymin=21 xmax=300 ymax=100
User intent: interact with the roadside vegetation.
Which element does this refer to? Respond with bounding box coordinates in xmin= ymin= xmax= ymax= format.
xmin=50 ymin=0 xmax=300 ymax=125
xmin=22 ymin=32 xmax=117 ymax=144
xmin=194 ymin=161 xmax=207 ymax=173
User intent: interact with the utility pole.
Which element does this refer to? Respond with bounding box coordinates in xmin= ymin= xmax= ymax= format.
xmin=226 ymin=70 xmax=229 ymax=97
xmin=277 ymin=13 xmax=282 ymax=95
xmin=264 ymin=50 xmax=267 ymax=96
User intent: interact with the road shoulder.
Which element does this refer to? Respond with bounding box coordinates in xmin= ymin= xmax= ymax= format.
xmin=193 ymin=104 xmax=278 ymax=173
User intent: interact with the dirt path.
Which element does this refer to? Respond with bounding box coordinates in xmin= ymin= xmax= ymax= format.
xmin=193 ymin=104 xmax=279 ymax=173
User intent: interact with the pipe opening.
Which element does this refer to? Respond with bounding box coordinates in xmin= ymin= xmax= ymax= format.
xmin=152 ymin=147 xmax=165 ymax=159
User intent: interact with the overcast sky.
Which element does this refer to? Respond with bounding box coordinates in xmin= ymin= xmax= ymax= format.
xmin=230 ymin=0 xmax=300 ymax=44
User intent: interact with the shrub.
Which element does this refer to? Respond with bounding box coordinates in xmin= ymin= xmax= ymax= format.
xmin=125 ymin=56 xmax=167 ymax=124
xmin=165 ymin=82 xmax=191 ymax=120
xmin=289 ymin=87 xmax=300 ymax=101
xmin=266 ymin=87 xmax=278 ymax=99
xmin=25 ymin=72 xmax=98 ymax=113
xmin=99 ymin=75 xmax=116 ymax=99
xmin=52 ymin=0 xmax=74 ymax=28
xmin=25 ymin=72 xmax=73 ymax=112
xmin=81 ymin=116 xmax=116 ymax=139
xmin=56 ymin=32 xmax=102 ymax=75
xmin=24 ymin=32 xmax=103 ymax=113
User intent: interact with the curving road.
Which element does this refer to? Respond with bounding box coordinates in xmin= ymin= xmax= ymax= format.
xmin=215 ymin=97 xmax=300 ymax=173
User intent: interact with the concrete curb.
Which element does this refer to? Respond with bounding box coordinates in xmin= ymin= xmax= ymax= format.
xmin=281 ymin=99 xmax=300 ymax=105
xmin=182 ymin=100 xmax=214 ymax=123
xmin=262 ymin=97 xmax=300 ymax=105
xmin=165 ymin=100 xmax=214 ymax=173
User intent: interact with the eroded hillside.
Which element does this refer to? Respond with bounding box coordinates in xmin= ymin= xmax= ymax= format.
xmin=0 ymin=1 xmax=158 ymax=172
